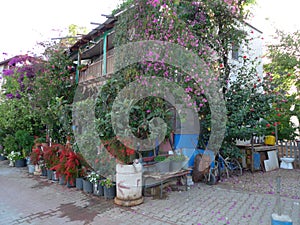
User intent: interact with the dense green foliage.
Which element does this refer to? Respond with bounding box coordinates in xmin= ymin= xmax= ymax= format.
xmin=264 ymin=30 xmax=300 ymax=140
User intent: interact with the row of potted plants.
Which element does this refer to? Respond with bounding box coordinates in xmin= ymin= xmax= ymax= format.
xmin=79 ymin=172 xmax=116 ymax=200
xmin=28 ymin=141 xmax=117 ymax=199
xmin=0 ymin=133 xmax=118 ymax=201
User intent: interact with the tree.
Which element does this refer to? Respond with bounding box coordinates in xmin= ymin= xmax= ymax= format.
xmin=264 ymin=30 xmax=300 ymax=140
xmin=33 ymin=42 xmax=76 ymax=143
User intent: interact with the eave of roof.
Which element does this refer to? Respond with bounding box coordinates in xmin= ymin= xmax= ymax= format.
xmin=0 ymin=57 xmax=14 ymax=66
xmin=70 ymin=17 xmax=116 ymax=54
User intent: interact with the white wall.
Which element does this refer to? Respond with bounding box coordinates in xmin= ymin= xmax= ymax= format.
xmin=228 ymin=23 xmax=264 ymax=82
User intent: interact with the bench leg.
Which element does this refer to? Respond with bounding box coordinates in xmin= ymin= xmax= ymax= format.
xmin=160 ymin=181 xmax=163 ymax=199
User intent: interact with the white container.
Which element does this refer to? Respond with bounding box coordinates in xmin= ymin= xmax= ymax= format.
xmin=280 ymin=158 xmax=295 ymax=169
xmin=114 ymin=162 xmax=144 ymax=206
xmin=28 ymin=164 xmax=35 ymax=174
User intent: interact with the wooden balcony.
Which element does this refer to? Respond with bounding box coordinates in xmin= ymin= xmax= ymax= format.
xmin=79 ymin=54 xmax=114 ymax=84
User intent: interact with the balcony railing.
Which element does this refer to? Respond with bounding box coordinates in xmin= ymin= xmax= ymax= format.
xmin=79 ymin=55 xmax=114 ymax=84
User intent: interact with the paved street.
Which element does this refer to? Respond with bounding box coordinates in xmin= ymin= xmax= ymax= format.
xmin=0 ymin=160 xmax=299 ymax=225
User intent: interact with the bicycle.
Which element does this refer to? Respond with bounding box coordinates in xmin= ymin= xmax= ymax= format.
xmin=215 ymin=152 xmax=243 ymax=179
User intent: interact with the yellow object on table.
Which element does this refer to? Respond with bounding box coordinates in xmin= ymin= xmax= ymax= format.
xmin=265 ymin=135 xmax=275 ymax=146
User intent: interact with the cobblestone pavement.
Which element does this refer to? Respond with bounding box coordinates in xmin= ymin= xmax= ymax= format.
xmin=217 ymin=169 xmax=300 ymax=200
xmin=0 ymin=160 xmax=299 ymax=225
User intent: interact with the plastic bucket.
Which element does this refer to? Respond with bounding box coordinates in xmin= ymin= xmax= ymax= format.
xmin=265 ymin=135 xmax=275 ymax=145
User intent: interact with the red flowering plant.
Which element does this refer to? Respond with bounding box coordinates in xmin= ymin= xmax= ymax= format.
xmin=64 ymin=150 xmax=90 ymax=185
xmin=48 ymin=140 xmax=91 ymax=184
xmin=30 ymin=147 xmax=43 ymax=165
xmin=42 ymin=144 xmax=62 ymax=169
xmin=51 ymin=145 xmax=71 ymax=179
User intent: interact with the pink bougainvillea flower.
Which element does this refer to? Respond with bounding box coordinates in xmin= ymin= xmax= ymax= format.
xmin=147 ymin=0 xmax=160 ymax=7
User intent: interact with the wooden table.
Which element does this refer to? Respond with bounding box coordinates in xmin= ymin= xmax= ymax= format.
xmin=143 ymin=170 xmax=190 ymax=199
xmin=236 ymin=144 xmax=277 ymax=172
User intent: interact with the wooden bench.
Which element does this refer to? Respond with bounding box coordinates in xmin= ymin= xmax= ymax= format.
xmin=143 ymin=170 xmax=190 ymax=199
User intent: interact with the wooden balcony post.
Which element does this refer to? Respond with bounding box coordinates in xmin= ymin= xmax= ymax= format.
xmin=102 ymin=31 xmax=108 ymax=76
xmin=76 ymin=49 xmax=81 ymax=84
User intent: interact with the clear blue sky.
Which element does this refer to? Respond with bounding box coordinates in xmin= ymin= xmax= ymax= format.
xmin=0 ymin=0 xmax=299 ymax=62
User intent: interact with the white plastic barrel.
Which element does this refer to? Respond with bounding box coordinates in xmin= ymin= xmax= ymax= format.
xmin=114 ymin=162 xmax=143 ymax=206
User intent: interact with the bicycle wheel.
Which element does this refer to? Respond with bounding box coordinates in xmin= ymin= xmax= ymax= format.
xmin=211 ymin=161 xmax=220 ymax=182
xmin=227 ymin=158 xmax=242 ymax=176
xmin=217 ymin=159 xmax=229 ymax=179
xmin=206 ymin=172 xmax=216 ymax=185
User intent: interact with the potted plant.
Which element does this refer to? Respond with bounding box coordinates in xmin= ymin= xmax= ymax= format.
xmin=64 ymin=150 xmax=88 ymax=188
xmin=83 ymin=174 xmax=94 ymax=194
xmin=87 ymin=171 xmax=103 ymax=196
xmin=167 ymin=154 xmax=188 ymax=172
xmin=0 ymin=145 xmax=7 ymax=161
xmin=7 ymin=151 xmax=19 ymax=166
xmin=154 ymin=155 xmax=170 ymax=173
xmin=29 ymin=147 xmax=43 ymax=174
xmin=4 ymin=131 xmax=34 ymax=168
xmin=0 ymin=129 xmax=7 ymax=160
xmin=100 ymin=177 xmax=116 ymax=200
xmin=77 ymin=64 xmax=88 ymax=72
xmin=15 ymin=130 xmax=34 ymax=163
xmin=43 ymin=144 xmax=61 ymax=180
xmin=51 ymin=146 xmax=70 ymax=185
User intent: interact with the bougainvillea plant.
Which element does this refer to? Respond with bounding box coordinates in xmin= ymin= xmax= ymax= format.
xmin=96 ymin=0 xmax=269 ymax=157
xmin=2 ymin=55 xmax=40 ymax=99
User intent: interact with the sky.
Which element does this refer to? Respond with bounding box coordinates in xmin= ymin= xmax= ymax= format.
xmin=0 ymin=0 xmax=299 ymax=62
xmin=0 ymin=0 xmax=122 ymax=61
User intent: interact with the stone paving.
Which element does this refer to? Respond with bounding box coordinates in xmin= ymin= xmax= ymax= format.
xmin=0 ymin=159 xmax=299 ymax=225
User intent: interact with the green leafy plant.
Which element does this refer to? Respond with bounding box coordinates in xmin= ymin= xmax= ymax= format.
xmin=100 ymin=177 xmax=114 ymax=188
xmin=3 ymin=134 xmax=18 ymax=154
xmin=15 ymin=130 xmax=34 ymax=157
xmin=167 ymin=154 xmax=187 ymax=162
xmin=7 ymin=151 xmax=23 ymax=162
xmin=87 ymin=171 xmax=101 ymax=184
xmin=264 ymin=30 xmax=300 ymax=140
xmin=154 ymin=155 xmax=167 ymax=162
